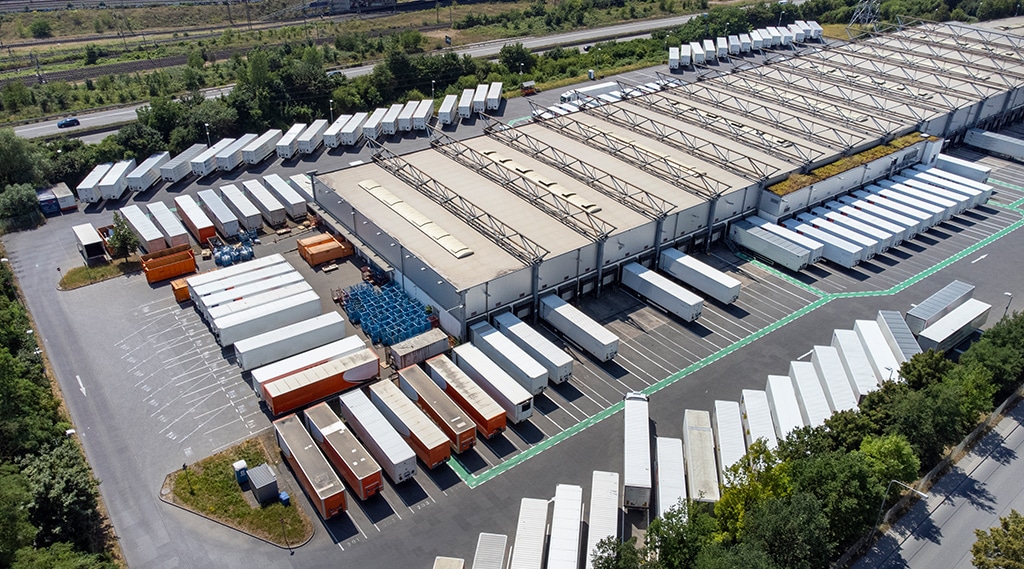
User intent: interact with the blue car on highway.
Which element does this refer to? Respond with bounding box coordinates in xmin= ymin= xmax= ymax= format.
xmin=57 ymin=117 xmax=80 ymax=128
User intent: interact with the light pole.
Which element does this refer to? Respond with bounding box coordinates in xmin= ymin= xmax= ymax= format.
xmin=874 ymin=480 xmax=927 ymax=537
xmin=204 ymin=122 xmax=211 ymax=147
xmin=519 ymin=62 xmax=523 ymax=75
xmin=778 ymin=10 xmax=785 ymax=27
xmin=328 ymin=99 xmax=333 ymax=123
xmin=1004 ymin=292 xmax=1014 ymax=317
xmin=280 ymin=517 xmax=290 ymax=552
xmin=307 ymin=170 xmax=318 ymax=208
xmin=431 ymin=80 xmax=435 ymax=99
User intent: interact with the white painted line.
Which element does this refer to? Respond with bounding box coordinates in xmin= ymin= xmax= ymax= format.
xmin=972 ymin=254 xmax=988 ymax=263
xmin=76 ymin=375 xmax=86 ymax=397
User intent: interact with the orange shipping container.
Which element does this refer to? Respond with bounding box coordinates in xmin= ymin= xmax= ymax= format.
xmin=273 ymin=414 xmax=346 ymax=518
xmin=263 ymin=348 xmax=380 ymax=416
xmin=369 ymin=380 xmax=451 ymax=469
xmin=305 ymin=242 xmax=350 ymax=266
xmin=143 ymin=250 xmax=197 ymax=284
xmin=425 ymin=355 xmax=507 ymax=439
xmin=297 ymin=233 xmax=336 ymax=249
xmin=303 ymin=402 xmax=383 ymax=501
xmin=171 ymin=278 xmax=190 ymax=303
xmin=398 ymin=365 xmax=476 ymax=453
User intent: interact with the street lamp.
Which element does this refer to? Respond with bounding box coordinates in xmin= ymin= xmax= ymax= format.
xmin=1004 ymin=292 xmax=1014 ymax=317
xmin=874 ymin=480 xmax=928 ymax=537
xmin=328 ymin=99 xmax=333 ymax=123
xmin=431 ymin=79 xmax=435 ymax=99
xmin=778 ymin=10 xmax=785 ymax=27
xmin=519 ymin=62 xmax=523 ymax=75
xmin=884 ymin=366 xmax=895 ymax=382
xmin=204 ymin=123 xmax=211 ymax=147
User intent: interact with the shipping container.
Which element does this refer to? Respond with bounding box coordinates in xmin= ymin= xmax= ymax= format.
xmin=729 ymin=219 xmax=812 ymax=271
xmin=338 ymin=388 xmax=417 ymax=483
xmin=303 ymin=402 xmax=382 ymax=500
xmin=906 ymin=280 xmax=975 ymax=336
xmin=426 ymin=355 xmax=507 ymax=439
xmin=235 ymin=311 xmax=345 ymax=371
xmin=370 ymin=380 xmax=451 ymax=469
xmin=746 ymin=216 xmax=825 ymax=263
xmin=713 ymin=400 xmax=746 ymax=485
xmin=781 ymin=219 xmax=862 ymax=268
xmin=659 ymin=248 xmax=741 ymax=304
xmin=99 ymin=159 xmax=136 ymax=201
xmin=141 ymin=247 xmax=196 ymax=284
xmin=207 ymin=281 xmax=312 ymax=322
xmin=242 ymin=129 xmax=283 ymax=165
xmin=190 ymin=138 xmax=235 ymax=177
xmin=51 ymin=182 xmax=76 ymax=212
xmin=835 ymin=195 xmax=924 ymax=238
xmin=908 ymin=169 xmax=987 ymax=208
xmin=265 ymin=348 xmax=379 ymax=416
xmin=539 ymin=294 xmax=619 ymax=362
xmin=765 ymin=374 xmax=805 ymax=439
xmin=438 ymin=94 xmax=459 ymax=125
xmin=622 ymin=262 xmax=704 ymax=322
xmin=493 ymin=312 xmax=573 ymax=384
xmin=173 ymin=195 xmax=217 ymax=244
xmin=789 ymin=361 xmax=831 ymax=427
xmin=263 ymin=174 xmax=307 ymax=220
xmin=339 ymin=113 xmax=368 ymax=146
xmin=120 ymin=204 xmax=166 ymax=254
xmin=854 ymin=319 xmax=902 ymax=383
xmin=273 ymin=413 xmax=346 ymax=518
xmin=160 ymin=144 xmax=207 ymax=183
xmin=323 ymin=115 xmax=353 ymax=149
xmin=656 ymin=437 xmax=686 ymax=518
xmin=362 ymin=107 xmax=388 ymax=140
xmin=243 ymin=180 xmax=287 ymax=227
xmin=473 ymin=533 xmax=508 ymax=569
xmin=832 ymin=329 xmax=879 ymax=400
xmin=145 ymin=201 xmax=189 ymax=248
xmin=823 ymin=201 xmax=908 ymax=244
xmin=486 ymin=82 xmax=503 ymax=110
xmin=215 ymin=133 xmax=258 ymax=171
xmin=683 ymin=409 xmax=720 ymax=503
xmin=877 ymin=310 xmax=922 ymax=364
xmin=219 ymin=184 xmax=263 ymax=231
xmin=388 ymin=328 xmax=449 ymax=370
xmin=413 ymin=99 xmax=434 ymax=130
xmin=584 ymin=471 xmax=620 ymax=569
xmin=728 ymin=35 xmax=740 ymax=55
xmin=690 ymin=41 xmax=705 ymax=64
xmin=811 ymin=346 xmax=858 ymax=412
xmin=623 ymin=392 xmax=652 ymax=509
xmin=918 ymin=298 xmax=991 ymax=353
xmin=548 ymin=484 xmax=583 ymax=569
xmin=398 ymin=365 xmax=476 ymax=453
xmin=510 ymin=498 xmax=549 ymax=569
xmin=213 ymin=289 xmax=322 ymax=346
xmin=458 ymin=89 xmax=475 ymax=119
xmin=703 ymin=39 xmax=716 ymax=61
xmin=288 ymin=174 xmax=314 ymax=203
xmin=679 ymin=44 xmax=692 ymax=66
xmin=73 ymin=223 xmax=106 ymax=263
xmin=127 ymin=152 xmax=170 ymax=192
xmin=252 ymin=335 xmax=366 ymax=395
xmin=935 ymin=153 xmax=991 ymax=182
xmin=795 ymin=213 xmax=879 ymax=258
xmin=276 ymin=123 xmax=307 ymax=160
xmin=197 ymin=189 xmax=240 ymax=238
xmin=469 ymin=321 xmax=548 ymax=395
xmin=876 ymin=181 xmax=956 ymax=221
xmin=740 ymin=389 xmax=778 ymax=449
xmin=472 ymin=84 xmax=488 ymax=114
xmin=397 ymin=101 xmax=418 ymax=132
xmin=809 ymin=207 xmax=894 ymax=251
xmin=453 ymin=344 xmax=533 ymax=424
xmin=739 ymin=33 xmax=752 ymax=52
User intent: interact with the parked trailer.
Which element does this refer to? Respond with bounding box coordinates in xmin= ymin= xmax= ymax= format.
xmin=190 ymin=138 xmax=234 ymax=177
xmin=918 ymin=299 xmax=991 ymax=353
xmin=458 ymin=89 xmax=475 ymax=119
xmin=808 ymin=20 xmax=824 ymax=39
xmin=145 ymin=201 xmax=188 ymax=248
xmin=264 ymin=174 xmax=306 ymax=220
xmin=186 ymin=253 xmax=285 ymax=290
xmin=472 ymin=533 xmax=508 ymax=569
xmin=679 ymin=43 xmax=692 ymax=66
xmin=493 ymin=311 xmax=572 ymax=384
xmin=683 ymin=409 xmax=720 ymax=503
xmin=809 ymin=207 xmax=894 ymax=251
xmin=397 ymin=101 xmax=418 ymax=132
xmin=288 ymin=173 xmax=314 ymax=203
xmin=252 ymin=336 xmax=366 ymax=397
xmin=99 ymin=159 xmax=136 ymax=201
xmin=274 ymin=413 xmax=346 ymax=518
xmin=877 ymin=310 xmax=922 ymax=364
xmin=472 ymin=84 xmax=488 ymax=114
xmin=739 ymin=33 xmax=752 ymax=52
xmin=811 ymin=345 xmax=858 ymax=412
xmin=935 ymin=153 xmax=991 ymax=182
xmin=381 ymin=104 xmax=404 ymax=136
xmin=669 ymin=46 xmax=680 ymax=69
xmin=438 ymin=94 xmax=459 ymax=125
xmin=295 ymin=119 xmax=328 ymax=154
xmin=713 ymin=400 xmax=746 ymax=484
xmin=623 ymin=392 xmax=652 ymax=509
xmin=729 ymin=219 xmax=812 ymax=271
xmin=767 ymin=27 xmax=783 ymax=46
xmin=120 ymin=204 xmax=166 ymax=253
xmin=703 ymin=39 xmax=716 ymax=61
xmin=740 ymin=389 xmax=778 ymax=449
xmin=303 ymin=402 xmax=382 ymax=501
xmin=323 ymin=115 xmax=353 ymax=149
xmin=789 ymin=361 xmax=831 ymax=427
xmin=73 ymin=223 xmax=106 ymax=263
xmin=127 ymin=152 xmax=170 ymax=192
xmin=766 ymin=374 xmax=805 ymax=439
xmin=241 ymin=129 xmax=283 ymax=165
xmin=622 ymin=262 xmax=703 ymax=322
xmin=584 ymin=471 xmax=620 ymax=569
xmin=787 ymin=23 xmax=805 ymax=42
xmin=835 ymin=195 xmax=924 ymax=238
xmin=877 ymin=181 xmax=957 ymax=221
xmin=716 ymin=36 xmax=728 ymax=58
xmin=860 ymin=186 xmax=944 ymax=227
xmin=369 ymin=379 xmax=450 ymax=469
xmin=234 ymin=312 xmax=345 ymax=371
xmin=398 ymin=365 xmax=476 ymax=453
xmin=832 ymin=329 xmax=879 ymax=400
xmin=219 ymin=185 xmax=262 ymax=231
xmin=854 ymin=319 xmax=902 ymax=383
xmin=656 ymin=437 xmax=686 ymax=517
xmin=452 ymin=343 xmax=533 ymax=424
xmin=197 ymin=189 xmax=240 ymax=238
xmin=388 ymin=328 xmax=449 ymax=370
xmin=469 ymin=321 xmax=547 ymax=395
xmin=243 ymin=180 xmax=287 ymax=227
xmin=339 ymin=112 xmax=368 ymax=146
xmin=906 ymin=280 xmax=975 ymax=336
xmin=339 ymin=388 xmax=417 ymax=483
xmin=659 ymin=248 xmax=741 ymax=304
xmin=173 ymin=195 xmax=216 ymax=244
xmin=795 ymin=213 xmax=880 ymax=258
xmin=780 ymin=26 xmax=794 ymax=45
xmin=363 ymin=107 xmax=387 ymax=140
xmin=750 ymin=29 xmax=764 ymax=50
xmin=849 ymin=189 xmax=936 ymax=231
xmin=781 ymin=219 xmax=862 ymax=268
xmin=215 ymin=133 xmax=258 ymax=171
xmin=728 ymin=35 xmax=740 ymax=55
xmin=540 ymin=294 xmax=619 ymax=362
xmin=823 ymin=201 xmax=908 ymax=244
xmin=908 ymin=169 xmax=987 ymax=208
xmin=690 ymin=41 xmax=705 ymax=64
xmin=194 ymin=266 xmax=299 ymax=312
xmin=213 ymin=290 xmax=322 ymax=346
xmin=207 ymin=282 xmax=312 ymax=322
xmin=892 ymin=176 xmax=970 ymax=214
xmin=276 ymin=123 xmax=307 ymax=160
xmin=510 ymin=498 xmax=550 ymax=569
xmin=160 ymin=144 xmax=206 ymax=183
xmin=548 ymin=484 xmax=583 ymax=569
xmin=486 ymin=82 xmax=503 ymax=111
xmin=51 ymin=183 xmax=76 ymax=212
xmin=426 ymin=355 xmax=507 ymax=438
xmin=747 ymin=215 xmax=825 ymax=263
xmin=413 ymin=99 xmax=434 ymax=130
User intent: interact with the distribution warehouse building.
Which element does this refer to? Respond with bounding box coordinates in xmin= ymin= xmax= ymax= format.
xmin=312 ymin=22 xmax=1024 ymax=338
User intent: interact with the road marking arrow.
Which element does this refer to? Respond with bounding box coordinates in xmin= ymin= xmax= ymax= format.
xmin=76 ymin=375 xmax=86 ymax=397
xmin=972 ymin=254 xmax=988 ymax=264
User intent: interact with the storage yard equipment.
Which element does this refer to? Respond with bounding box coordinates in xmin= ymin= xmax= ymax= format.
xmin=264 ymin=174 xmax=307 ymax=220
xmin=795 ymin=213 xmax=879 ymax=258
xmin=472 ymin=533 xmax=508 ymax=569
xmin=99 ymin=159 xmax=136 ymax=201
xmin=823 ymin=201 xmax=908 ymax=244
xmin=388 ymin=328 xmax=449 ymax=370
xmin=173 ymin=195 xmax=216 ymax=244
xmin=381 ymin=104 xmax=403 ymax=136
xmin=918 ymin=299 xmax=991 ymax=353
xmin=397 ymin=101 xmax=418 ymax=132
xmin=811 ymin=346 xmax=858 ymax=412
xmin=584 ymin=471 xmax=620 ymax=569
xmin=242 ymin=129 xmax=283 ymax=164
xmin=766 ymin=374 xmax=805 ymax=439
xmin=623 ymin=262 xmax=704 ymax=321
xmin=854 ymin=320 xmax=902 ymax=383
xmin=659 ymin=248 xmax=741 ymax=304
xmin=276 ymin=123 xmax=307 ymax=159
xmin=127 ymin=152 xmax=170 ymax=192
xmin=234 ymin=312 xmax=345 ymax=371
xmin=426 ymin=355 xmax=507 ymax=439
xmin=832 ymin=329 xmax=879 ymax=400
xmin=273 ymin=413 xmax=346 ymax=518
xmin=690 ymin=41 xmax=705 ymax=64
xmin=288 ymin=174 xmax=314 ymax=202
xmin=370 ymin=379 xmax=451 ymax=469
xmin=190 ymin=138 xmax=234 ymax=177
xmin=398 ymin=365 xmax=476 ymax=453
xmin=683 ymin=409 xmax=720 ymax=503
xmin=208 ymin=282 xmax=313 ymax=323
xmin=906 ymin=280 xmax=975 ymax=335
xmin=730 ymin=219 xmax=812 ymax=271
xmin=458 ymin=89 xmax=474 ymax=119
xmin=73 ymin=223 xmax=106 ymax=263
xmin=472 ymin=84 xmax=488 ymax=114
xmin=213 ymin=289 xmax=321 ymax=346
xmin=540 ymin=294 xmax=619 ymax=362
xmin=809 ymin=208 xmax=894 ymax=252
xmin=656 ymin=437 xmax=686 ymax=518
xmin=243 ymin=180 xmax=287 ymax=227
xmin=877 ymin=310 xmax=922 ymax=364
xmin=338 ymin=388 xmax=417 ymax=483
xmin=781 ymin=219 xmax=862 ymax=268
xmin=493 ymin=312 xmax=572 ymax=384
xmin=548 ymin=484 xmax=584 ymax=569
xmin=935 ymin=153 xmax=991 ymax=182
xmin=304 ymin=402 xmax=382 ymax=500
xmin=219 ymin=185 xmax=262 ymax=231
xmin=470 ymin=321 xmax=548 ymax=395
xmin=119 ymin=204 xmax=165 ymax=254
xmin=362 ymin=108 xmax=387 ymax=140
xmin=486 ymin=82 xmax=503 ymax=110
xmin=413 ymin=99 xmax=434 ymax=130
xmin=252 ymin=336 xmax=365 ymax=395
xmin=453 ymin=343 xmax=534 ymax=423
xmin=713 ymin=400 xmax=746 ymax=484
xmin=623 ymin=392 xmax=652 ymax=509
xmin=510 ymin=498 xmax=549 ymax=569
xmin=740 ymin=389 xmax=778 ymax=449
xmin=264 ymin=348 xmax=379 ymax=416
xmin=438 ymin=94 xmax=459 ymax=125
xmin=747 ymin=215 xmax=824 ymax=263
xmin=296 ymin=233 xmax=352 ymax=266
xmin=197 ymin=189 xmax=240 ymax=238
xmin=146 ymin=201 xmax=189 ymax=248
xmin=339 ymin=112 xmax=368 ymax=146
xmin=323 ymin=115 xmax=353 ymax=148
xmin=160 ymin=144 xmax=206 ymax=183
xmin=790 ymin=361 xmax=831 ymax=427
xmin=215 ymin=133 xmax=258 ymax=171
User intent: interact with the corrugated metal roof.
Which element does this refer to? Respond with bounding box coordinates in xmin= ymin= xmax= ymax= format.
xmin=878 ymin=310 xmax=923 ymax=363
xmin=510 ymin=498 xmax=548 ymax=569
xmin=248 ymin=463 xmax=276 ymax=490
xmin=656 ymin=437 xmax=686 ymax=517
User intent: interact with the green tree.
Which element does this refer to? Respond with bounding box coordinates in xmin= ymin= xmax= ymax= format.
xmin=0 ymin=183 xmax=41 ymax=219
xmin=0 ymin=348 xmax=61 ymax=461
xmin=788 ymin=450 xmax=883 ymax=549
xmin=860 ymin=380 xmax=911 ymax=434
xmin=0 ymin=465 xmax=36 ymax=567
xmin=778 ymin=424 xmax=836 ymax=462
xmin=83 ymin=44 xmax=102 ymax=66
xmin=111 ymin=123 xmax=164 ymax=161
xmin=860 ymin=433 xmax=920 ymax=483
xmin=715 ymin=440 xmax=791 ymax=541
xmin=694 ymin=542 xmax=776 ymax=569
xmin=961 ymin=336 xmax=1024 ymax=400
xmin=941 ymin=362 xmax=997 ymax=435
xmin=973 ymin=510 xmax=1024 ymax=569
xmin=106 ymin=212 xmax=138 ymax=260
xmin=900 ymin=349 xmax=955 ymax=390
xmin=136 ymin=97 xmax=183 ymax=141
xmin=29 ymin=19 xmax=52 ymax=39
xmin=592 ymin=536 xmax=646 ymax=569
xmin=22 ymin=439 xmax=103 ymax=553
xmin=824 ymin=409 xmax=879 ymax=452
xmin=499 ymin=42 xmax=537 ymax=74
xmin=645 ymin=500 xmax=716 ymax=569
xmin=742 ymin=492 xmax=834 ymax=569
xmin=11 ymin=542 xmax=116 ymax=569
xmin=0 ymin=129 xmax=45 ymax=187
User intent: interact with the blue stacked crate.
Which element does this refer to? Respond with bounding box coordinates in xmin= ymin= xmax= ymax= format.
xmin=342 ymin=282 xmax=430 ymax=345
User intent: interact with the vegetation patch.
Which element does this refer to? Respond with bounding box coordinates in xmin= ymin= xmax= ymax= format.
xmin=59 ymin=257 xmax=141 ymax=290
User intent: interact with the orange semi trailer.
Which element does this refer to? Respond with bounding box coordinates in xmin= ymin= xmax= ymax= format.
xmin=273 ymin=414 xmax=346 ymax=519
xmin=398 ymin=365 xmax=476 ymax=453
xmin=263 ymin=348 xmax=380 ymax=417
xmin=425 ymin=355 xmax=506 ymax=439
xmin=369 ymin=379 xmax=451 ymax=469
xmin=303 ymin=402 xmax=383 ymax=501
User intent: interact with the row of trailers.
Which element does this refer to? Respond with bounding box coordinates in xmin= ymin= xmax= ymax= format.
xmin=443 ymin=81 xmax=504 ymax=124
xmin=668 ymin=20 xmax=823 ymax=69
xmin=730 ymin=159 xmax=995 ymax=271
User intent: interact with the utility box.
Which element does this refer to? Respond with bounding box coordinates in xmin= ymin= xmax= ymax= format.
xmin=248 ymin=463 xmax=279 ymax=505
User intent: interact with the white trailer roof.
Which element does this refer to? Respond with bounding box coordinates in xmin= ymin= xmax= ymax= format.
xmin=855 ymin=319 xmax=903 ymax=382
xmin=918 ymin=298 xmax=990 ymax=348
xmin=585 ymin=471 xmax=620 ymax=569
xmin=811 ymin=346 xmax=859 ymax=412
xmin=128 ymin=152 xmax=170 ymax=181
xmin=414 ymin=99 xmax=434 ymax=120
xmin=907 ymin=280 xmax=975 ymax=333
xmin=243 ymin=129 xmax=283 ymax=153
xmin=472 ymin=533 xmax=508 ymax=569
xmin=341 ymin=112 xmax=368 ymax=136
xmin=624 ymin=392 xmax=651 ymax=491
xmin=877 ymin=310 xmax=922 ymax=363
xmin=548 ymin=484 xmax=583 ymax=569
xmin=369 ymin=379 xmax=449 ymax=451
xmin=199 ymin=272 xmax=305 ymax=314
xmin=72 ymin=223 xmax=103 ymax=247
xmin=713 ymin=400 xmax=746 ymax=481
xmin=252 ymin=335 xmax=365 ymax=387
xmin=215 ymin=133 xmax=258 ymax=160
xmin=186 ymin=253 xmax=287 ymax=288
xmin=279 ymin=123 xmax=306 ymax=145
xmin=162 ymin=144 xmax=206 ymax=172
xmin=324 ymin=115 xmax=352 ymax=139
xmin=656 ymin=437 xmax=686 ymax=517
xmin=197 ymin=189 xmax=238 ymax=230
xmin=119 ymin=204 xmax=163 ymax=244
xmin=789 ymin=361 xmax=831 ymax=428
xmin=297 ymin=120 xmax=329 ymax=143
xmin=832 ymin=329 xmax=879 ymax=399
xmin=220 ymin=184 xmax=261 ymax=220
xmin=338 ymin=388 xmax=416 ymax=469
xmin=683 ymin=409 xmax=719 ymax=503
xmin=439 ymin=94 xmax=458 ymax=114
xmin=510 ymin=498 xmax=549 ymax=569
xmin=765 ymin=374 xmax=805 ymax=439
xmin=264 ymin=173 xmax=306 ymax=214
xmin=740 ymin=389 xmax=778 ymax=449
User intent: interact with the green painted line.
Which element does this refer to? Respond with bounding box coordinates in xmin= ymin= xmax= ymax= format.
xmin=736 ymin=253 xmax=829 ymax=296
xmin=506 ymin=115 xmax=533 ymax=127
xmin=989 ymin=178 xmax=1024 ymax=193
